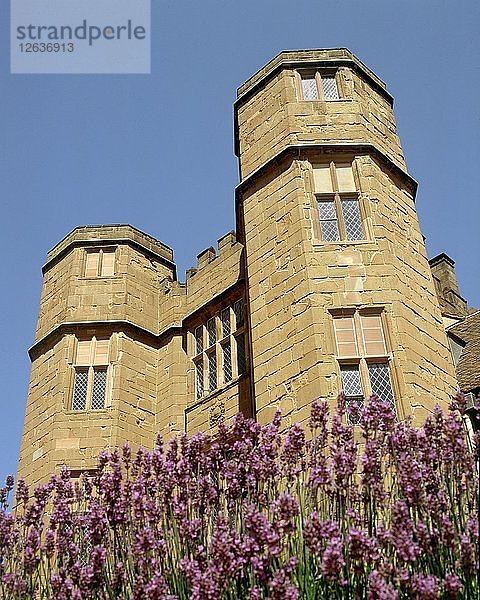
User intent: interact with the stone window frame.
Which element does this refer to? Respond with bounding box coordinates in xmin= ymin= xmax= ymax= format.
xmin=70 ymin=336 xmax=112 ymax=412
xmin=295 ymin=69 xmax=343 ymax=101
xmin=331 ymin=308 xmax=396 ymax=422
xmin=84 ymin=247 xmax=116 ymax=278
xmin=311 ymin=160 xmax=370 ymax=244
xmin=192 ymin=299 xmax=247 ymax=401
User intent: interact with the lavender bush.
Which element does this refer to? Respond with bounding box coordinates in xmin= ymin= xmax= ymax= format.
xmin=1 ymin=394 xmax=478 ymax=599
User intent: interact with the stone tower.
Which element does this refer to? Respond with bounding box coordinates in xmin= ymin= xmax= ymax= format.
xmin=234 ymin=49 xmax=456 ymax=426
xmin=18 ymin=49 xmax=457 ymax=488
xmin=18 ymin=226 xmax=179 ymax=485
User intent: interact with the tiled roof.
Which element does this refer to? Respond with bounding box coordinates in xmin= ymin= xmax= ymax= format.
xmin=449 ymin=311 xmax=480 ymax=392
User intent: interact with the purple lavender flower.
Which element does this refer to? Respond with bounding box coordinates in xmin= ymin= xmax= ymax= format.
xmin=0 ymin=397 xmax=478 ymax=599
xmin=271 ymin=492 xmax=299 ymax=535
xmin=444 ymin=573 xmax=463 ymax=598
xmin=280 ymin=423 xmax=305 ymax=477
xmin=308 ymin=398 xmax=329 ymax=439
xmin=321 ymin=536 xmax=345 ymax=581
xmin=268 ymin=557 xmax=299 ymax=600
xmin=410 ymin=573 xmax=440 ymax=599
xmin=367 ymin=569 xmax=398 ymax=599
xmin=389 ymin=501 xmax=421 ymax=563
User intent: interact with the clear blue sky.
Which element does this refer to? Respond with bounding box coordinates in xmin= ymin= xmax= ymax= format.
xmin=1 ymin=0 xmax=479 ymax=480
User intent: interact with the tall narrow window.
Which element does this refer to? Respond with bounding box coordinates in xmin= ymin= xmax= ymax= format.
xmin=321 ymin=76 xmax=340 ymax=100
xmin=234 ymin=299 xmax=244 ymax=328
xmin=190 ymin=299 xmax=248 ymax=399
xmin=301 ymin=75 xmax=319 ymax=100
xmin=340 ymin=365 xmax=364 ymax=425
xmin=72 ymin=338 xmax=110 ymax=411
xmin=318 ymin=200 xmax=340 ymax=242
xmin=313 ymin=162 xmax=365 ymax=242
xmin=236 ymin=333 xmax=247 ymax=376
xmin=85 ymin=249 xmax=116 ymax=277
xmin=221 ymin=308 xmax=231 ymax=337
xmin=368 ymin=363 xmax=394 ymax=407
xmin=90 ymin=368 xmax=107 ymax=410
xmin=208 ymin=352 xmax=217 ymax=391
xmin=299 ymin=71 xmax=340 ymax=101
xmin=72 ymin=369 xmax=88 ymax=411
xmin=207 ymin=318 xmax=216 ymax=347
xmin=195 ymin=360 xmax=204 ymax=400
xmin=222 ymin=342 xmax=232 ymax=384
xmin=333 ymin=311 xmax=395 ymax=420
xmin=195 ymin=326 xmax=204 ymax=354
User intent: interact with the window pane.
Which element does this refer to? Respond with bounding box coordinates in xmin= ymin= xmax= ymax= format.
xmin=221 ymin=308 xmax=231 ymax=337
xmin=94 ymin=339 xmax=109 ymax=365
xmin=195 ymin=326 xmax=203 ymax=354
xmin=101 ymin=250 xmax=115 ymax=276
xmin=236 ymin=333 xmax=247 ymax=375
xmin=336 ymin=164 xmax=356 ymax=192
xmin=321 ymin=76 xmax=339 ymax=100
xmin=234 ymin=299 xmax=244 ymax=329
xmin=76 ymin=340 xmax=92 ymax=366
xmin=85 ymin=252 xmax=99 ymax=277
xmin=318 ymin=200 xmax=337 ymax=220
xmin=207 ymin=318 xmax=216 ymax=347
xmin=91 ymin=368 xmax=107 ymax=409
xmin=313 ymin=165 xmax=334 ymax=193
xmin=195 ymin=360 xmax=204 ymax=399
xmin=320 ymin=220 xmax=340 ymax=242
xmin=341 ymin=199 xmax=365 ymax=240
xmin=301 ymin=76 xmax=318 ymax=100
xmin=72 ymin=370 xmax=88 ymax=411
xmin=222 ymin=342 xmax=232 ymax=384
xmin=346 ymin=398 xmax=364 ymax=425
xmin=340 ymin=365 xmax=363 ymax=397
xmin=333 ymin=317 xmax=358 ymax=357
xmin=361 ymin=315 xmax=386 ymax=355
xmin=368 ymin=363 xmax=395 ymax=408
xmin=208 ymin=352 xmax=217 ymax=391
xmin=318 ymin=200 xmax=340 ymax=242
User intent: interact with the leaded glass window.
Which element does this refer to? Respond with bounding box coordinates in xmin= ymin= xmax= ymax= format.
xmin=318 ymin=200 xmax=340 ymax=242
xmin=341 ymin=198 xmax=364 ymax=240
xmin=341 ymin=365 xmax=363 ymax=398
xmin=72 ymin=370 xmax=88 ymax=411
xmin=333 ymin=311 xmax=396 ymax=421
xmin=71 ymin=337 xmax=110 ymax=411
xmin=221 ymin=308 xmax=231 ymax=337
xmin=234 ymin=299 xmax=244 ymax=328
xmin=207 ymin=318 xmax=216 ymax=347
xmin=368 ymin=363 xmax=394 ymax=408
xmin=222 ymin=342 xmax=232 ymax=384
xmin=340 ymin=365 xmax=364 ymax=424
xmin=195 ymin=360 xmax=204 ymax=399
xmin=191 ymin=299 xmax=248 ymax=399
xmin=236 ymin=333 xmax=247 ymax=376
xmin=321 ymin=76 xmax=339 ymax=100
xmin=301 ymin=76 xmax=318 ymax=100
xmin=299 ymin=71 xmax=340 ymax=101
xmin=91 ymin=368 xmax=107 ymax=410
xmin=195 ymin=326 xmax=203 ymax=354
xmin=208 ymin=352 xmax=217 ymax=391
xmin=313 ymin=162 xmax=366 ymax=242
